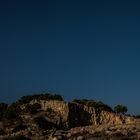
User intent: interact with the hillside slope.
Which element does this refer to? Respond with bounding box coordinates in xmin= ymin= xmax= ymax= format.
xmin=0 ymin=94 xmax=139 ymax=140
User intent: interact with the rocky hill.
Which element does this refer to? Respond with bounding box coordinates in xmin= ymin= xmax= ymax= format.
xmin=0 ymin=93 xmax=139 ymax=140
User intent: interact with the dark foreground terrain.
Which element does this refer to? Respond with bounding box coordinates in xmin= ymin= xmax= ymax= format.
xmin=1 ymin=123 xmax=140 ymax=140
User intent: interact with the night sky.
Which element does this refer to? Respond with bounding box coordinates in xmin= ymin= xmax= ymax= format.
xmin=0 ymin=0 xmax=140 ymax=114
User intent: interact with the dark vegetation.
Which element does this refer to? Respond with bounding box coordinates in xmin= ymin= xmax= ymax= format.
xmin=135 ymin=114 xmax=140 ymax=118
xmin=2 ymin=102 xmax=22 ymax=119
xmin=72 ymin=99 xmax=113 ymax=112
xmin=114 ymin=105 xmax=128 ymax=114
xmin=0 ymin=102 xmax=8 ymax=119
xmin=46 ymin=107 xmax=53 ymax=113
xmin=18 ymin=93 xmax=63 ymax=104
xmin=0 ymin=103 xmax=8 ymax=112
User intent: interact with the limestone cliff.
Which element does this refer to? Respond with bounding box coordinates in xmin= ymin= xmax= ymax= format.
xmin=100 ymin=111 xmax=135 ymax=125
xmin=31 ymin=100 xmax=135 ymax=128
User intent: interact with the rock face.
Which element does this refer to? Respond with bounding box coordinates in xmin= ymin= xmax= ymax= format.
xmin=39 ymin=100 xmax=69 ymax=124
xmin=36 ymin=100 xmax=135 ymax=128
xmin=100 ymin=111 xmax=135 ymax=125
xmin=39 ymin=100 xmax=96 ymax=127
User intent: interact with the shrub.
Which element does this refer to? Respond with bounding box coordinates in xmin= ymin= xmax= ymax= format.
xmin=0 ymin=103 xmax=8 ymax=119
xmin=19 ymin=93 xmax=63 ymax=104
xmin=135 ymin=114 xmax=140 ymax=118
xmin=3 ymin=102 xmax=22 ymax=119
xmin=46 ymin=108 xmax=53 ymax=113
xmin=0 ymin=103 xmax=8 ymax=112
xmin=114 ymin=105 xmax=128 ymax=114
xmin=4 ymin=107 xmax=18 ymax=119
xmin=72 ymin=99 xmax=113 ymax=112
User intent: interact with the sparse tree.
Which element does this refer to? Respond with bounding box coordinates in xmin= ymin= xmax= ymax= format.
xmin=114 ymin=105 xmax=128 ymax=114
xmin=0 ymin=102 xmax=8 ymax=119
xmin=3 ymin=102 xmax=21 ymax=119
xmin=135 ymin=114 xmax=140 ymax=118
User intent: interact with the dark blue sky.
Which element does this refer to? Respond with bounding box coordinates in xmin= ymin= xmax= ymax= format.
xmin=0 ymin=0 xmax=140 ymax=114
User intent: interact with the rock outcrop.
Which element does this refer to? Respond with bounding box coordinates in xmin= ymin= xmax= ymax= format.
xmin=0 ymin=98 xmax=137 ymax=140
xmin=32 ymin=100 xmax=136 ymax=128
xmin=100 ymin=111 xmax=135 ymax=125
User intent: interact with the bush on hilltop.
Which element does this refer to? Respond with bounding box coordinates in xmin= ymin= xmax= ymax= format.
xmin=72 ymin=99 xmax=113 ymax=112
